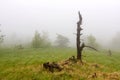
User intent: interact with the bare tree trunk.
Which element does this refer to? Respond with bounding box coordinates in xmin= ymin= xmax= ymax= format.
xmin=76 ymin=11 xmax=84 ymax=63
xmin=76 ymin=11 xmax=98 ymax=63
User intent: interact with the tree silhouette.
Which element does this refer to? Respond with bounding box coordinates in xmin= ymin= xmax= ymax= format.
xmin=0 ymin=24 xmax=4 ymax=45
xmin=55 ymin=34 xmax=69 ymax=48
xmin=76 ymin=11 xmax=84 ymax=62
xmin=32 ymin=31 xmax=42 ymax=48
xmin=76 ymin=12 xmax=97 ymax=63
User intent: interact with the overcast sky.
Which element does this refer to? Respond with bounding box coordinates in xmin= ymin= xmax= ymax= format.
xmin=0 ymin=0 xmax=120 ymax=45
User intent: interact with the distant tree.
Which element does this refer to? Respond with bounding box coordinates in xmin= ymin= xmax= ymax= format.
xmin=0 ymin=25 xmax=4 ymax=46
xmin=110 ymin=32 xmax=120 ymax=50
xmin=41 ymin=31 xmax=51 ymax=47
xmin=32 ymin=31 xmax=51 ymax=48
xmin=32 ymin=31 xmax=43 ymax=48
xmin=0 ymin=32 xmax=4 ymax=44
xmin=55 ymin=34 xmax=69 ymax=47
xmin=86 ymin=35 xmax=99 ymax=48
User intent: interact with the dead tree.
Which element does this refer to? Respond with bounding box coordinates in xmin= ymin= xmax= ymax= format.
xmin=76 ymin=11 xmax=98 ymax=63
xmin=76 ymin=11 xmax=84 ymax=63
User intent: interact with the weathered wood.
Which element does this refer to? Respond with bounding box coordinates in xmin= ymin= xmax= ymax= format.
xmin=76 ymin=12 xmax=98 ymax=63
xmin=85 ymin=45 xmax=98 ymax=51
xmin=76 ymin=11 xmax=83 ymax=63
xmin=43 ymin=62 xmax=62 ymax=73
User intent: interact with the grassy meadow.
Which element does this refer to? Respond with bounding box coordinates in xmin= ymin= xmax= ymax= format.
xmin=0 ymin=48 xmax=120 ymax=80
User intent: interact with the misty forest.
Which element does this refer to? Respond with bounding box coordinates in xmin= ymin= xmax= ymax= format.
xmin=0 ymin=0 xmax=120 ymax=80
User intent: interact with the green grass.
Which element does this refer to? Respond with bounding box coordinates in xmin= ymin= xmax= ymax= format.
xmin=0 ymin=48 xmax=120 ymax=80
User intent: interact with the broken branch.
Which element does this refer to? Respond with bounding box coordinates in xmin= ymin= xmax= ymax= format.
xmin=85 ymin=45 xmax=98 ymax=52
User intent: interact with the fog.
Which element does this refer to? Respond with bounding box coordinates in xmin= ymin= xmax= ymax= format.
xmin=0 ymin=0 xmax=120 ymax=48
